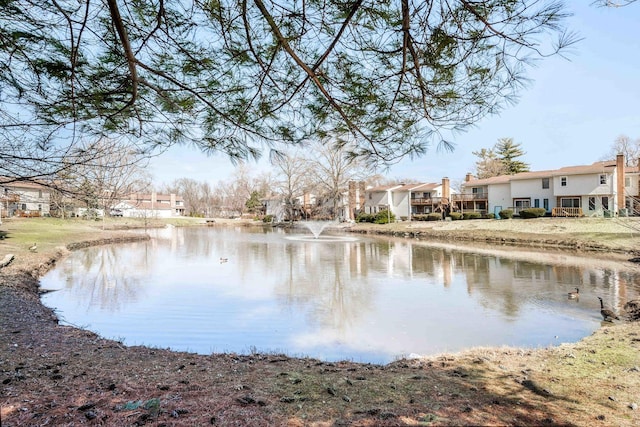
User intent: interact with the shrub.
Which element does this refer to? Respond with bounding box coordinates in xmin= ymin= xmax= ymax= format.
xmin=356 ymin=213 xmax=375 ymax=223
xmin=262 ymin=214 xmax=274 ymax=223
xmin=449 ymin=212 xmax=463 ymax=220
xmin=463 ymin=212 xmax=482 ymax=220
xmin=499 ymin=209 xmax=514 ymax=219
xmin=412 ymin=214 xmax=428 ymax=221
xmin=519 ymin=208 xmax=547 ymax=219
xmin=426 ymin=213 xmax=442 ymax=221
xmin=374 ymin=209 xmax=396 ymax=224
xmin=484 ymin=212 xmax=496 ymax=219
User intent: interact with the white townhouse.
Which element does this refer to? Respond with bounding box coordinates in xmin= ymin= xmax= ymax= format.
xmin=364 ymin=178 xmax=452 ymax=220
xmin=0 ymin=179 xmax=51 ymax=218
xmin=460 ymin=155 xmax=636 ymax=217
xmin=113 ymin=192 xmax=185 ymax=218
xmin=364 ymin=184 xmax=404 ymax=216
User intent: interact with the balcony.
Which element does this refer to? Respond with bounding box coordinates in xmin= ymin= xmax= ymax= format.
xmin=452 ymin=192 xmax=488 ymax=201
xmin=0 ymin=194 xmax=20 ymax=203
xmin=411 ymin=197 xmax=442 ymax=205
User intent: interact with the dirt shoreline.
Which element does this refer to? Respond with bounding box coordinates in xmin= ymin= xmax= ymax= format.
xmin=2 ymin=217 xmax=640 ymax=426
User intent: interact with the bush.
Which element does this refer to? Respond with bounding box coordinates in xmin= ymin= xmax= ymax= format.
xmin=499 ymin=209 xmax=514 ymax=219
xmin=374 ymin=209 xmax=396 ymax=224
xmin=262 ymin=214 xmax=274 ymax=223
xmin=412 ymin=214 xmax=428 ymax=221
xmin=448 ymin=212 xmax=463 ymax=220
xmin=463 ymin=212 xmax=482 ymax=220
xmin=518 ymin=208 xmax=547 ymax=219
xmin=356 ymin=213 xmax=375 ymax=223
xmin=484 ymin=212 xmax=496 ymax=219
xmin=426 ymin=213 xmax=442 ymax=221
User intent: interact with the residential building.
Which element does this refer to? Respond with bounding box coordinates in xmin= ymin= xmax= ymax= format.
xmin=364 ymin=178 xmax=452 ymax=220
xmin=0 ymin=180 xmax=51 ymax=217
xmin=113 ymin=192 xmax=185 ymax=218
xmin=458 ymin=155 xmax=636 ymax=217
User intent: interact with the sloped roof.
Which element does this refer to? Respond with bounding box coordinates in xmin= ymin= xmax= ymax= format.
xmin=466 ymin=160 xmax=619 ymax=186
xmin=366 ymin=184 xmax=405 ymax=192
xmin=404 ymin=182 xmax=440 ymax=192
xmin=0 ymin=178 xmax=49 ymax=190
xmin=464 ymin=175 xmax=511 ymax=186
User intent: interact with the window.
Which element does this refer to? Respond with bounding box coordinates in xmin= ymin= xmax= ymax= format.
xmin=560 ymin=176 xmax=567 ymax=187
xmin=626 ymin=177 xmax=631 ymax=187
xmin=543 ymin=199 xmax=549 ymax=211
xmin=602 ymin=196 xmax=609 ymax=210
xmin=560 ymin=198 xmax=580 ymax=208
xmin=513 ymin=199 xmax=530 ymax=211
xmin=38 ymin=190 xmax=43 ymax=198
xmin=599 ymin=174 xmax=607 ymax=185
xmin=368 ymin=193 xmax=372 ymax=200
xmin=589 ymin=197 xmax=596 ymax=211
xmin=542 ymin=178 xmax=549 ymax=189
xmin=534 ymin=199 xmax=540 ymax=208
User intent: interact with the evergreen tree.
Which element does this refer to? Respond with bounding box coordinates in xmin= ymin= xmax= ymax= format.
xmin=495 ymin=138 xmax=530 ymax=174
xmin=245 ymin=191 xmax=263 ymax=215
xmin=473 ymin=138 xmax=530 ymax=178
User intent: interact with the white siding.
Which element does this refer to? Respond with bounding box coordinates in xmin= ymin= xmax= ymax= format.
xmin=365 ymin=192 xmax=390 ymax=214
xmin=392 ymin=191 xmax=410 ymax=219
xmin=487 ymin=183 xmax=511 ymax=214
xmin=511 ymin=178 xmax=555 ymax=211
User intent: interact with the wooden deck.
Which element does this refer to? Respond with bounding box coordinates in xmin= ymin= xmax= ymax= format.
xmin=551 ymin=207 xmax=584 ymax=217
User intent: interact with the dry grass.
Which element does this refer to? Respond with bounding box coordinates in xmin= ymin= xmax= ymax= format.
xmin=1 ymin=217 xmax=640 ymax=426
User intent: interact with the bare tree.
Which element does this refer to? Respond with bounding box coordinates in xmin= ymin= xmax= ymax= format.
xmin=162 ymin=178 xmax=207 ymax=216
xmin=603 ymin=135 xmax=640 ymax=166
xmin=52 ymin=139 xmax=150 ymax=216
xmin=305 ymin=141 xmax=368 ymax=219
xmin=472 ymin=148 xmax=508 ymax=179
xmin=272 ymin=152 xmax=312 ymax=221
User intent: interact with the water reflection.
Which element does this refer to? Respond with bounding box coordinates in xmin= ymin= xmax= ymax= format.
xmin=41 ymin=226 xmax=640 ymax=364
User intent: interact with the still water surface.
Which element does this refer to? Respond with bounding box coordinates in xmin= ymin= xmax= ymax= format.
xmin=41 ymin=226 xmax=640 ymax=364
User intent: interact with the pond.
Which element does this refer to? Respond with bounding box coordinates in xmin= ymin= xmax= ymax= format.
xmin=40 ymin=225 xmax=640 ymax=364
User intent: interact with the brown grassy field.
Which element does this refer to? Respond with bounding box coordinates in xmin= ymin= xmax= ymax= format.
xmin=1 ymin=216 xmax=639 ymax=426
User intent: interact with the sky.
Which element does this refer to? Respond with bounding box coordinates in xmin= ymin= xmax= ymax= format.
xmin=149 ymin=2 xmax=640 ymax=188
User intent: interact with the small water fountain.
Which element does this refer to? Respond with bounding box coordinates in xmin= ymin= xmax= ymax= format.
xmin=300 ymin=220 xmax=335 ymax=239
xmin=285 ymin=220 xmax=358 ymax=242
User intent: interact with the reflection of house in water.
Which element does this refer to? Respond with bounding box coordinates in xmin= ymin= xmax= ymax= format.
xmin=379 ymin=239 xmax=640 ymax=316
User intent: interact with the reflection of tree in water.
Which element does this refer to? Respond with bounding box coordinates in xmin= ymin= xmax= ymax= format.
xmin=274 ymin=241 xmax=377 ymax=333
xmin=60 ymin=242 xmax=154 ymax=312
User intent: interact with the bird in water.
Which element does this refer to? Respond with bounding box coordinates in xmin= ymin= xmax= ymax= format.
xmin=597 ymin=297 xmax=619 ymax=322
xmin=220 ymin=257 xmax=228 ymax=263
xmin=568 ymin=287 xmax=579 ymax=299
xmin=28 ymin=243 xmax=37 ymax=252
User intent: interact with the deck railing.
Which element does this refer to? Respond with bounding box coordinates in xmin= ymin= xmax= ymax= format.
xmin=552 ymin=207 xmax=584 ymax=217
xmin=452 ymin=193 xmax=488 ymax=201
xmin=411 ymin=197 xmax=442 ymax=205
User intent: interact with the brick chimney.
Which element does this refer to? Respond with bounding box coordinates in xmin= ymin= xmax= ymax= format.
xmin=348 ymin=181 xmax=356 ymax=220
xmin=465 ymin=173 xmax=473 ymax=182
xmin=442 ymin=177 xmax=450 ymax=202
xmin=617 ymin=153 xmax=625 ymax=213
